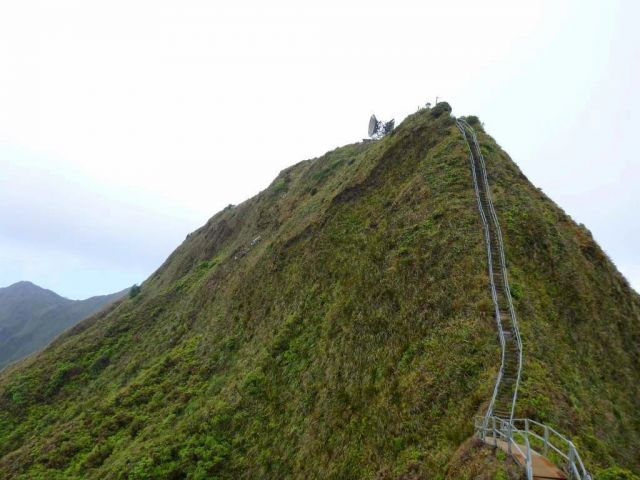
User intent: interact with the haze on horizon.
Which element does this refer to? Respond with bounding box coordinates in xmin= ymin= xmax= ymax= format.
xmin=1 ymin=0 xmax=638 ymax=299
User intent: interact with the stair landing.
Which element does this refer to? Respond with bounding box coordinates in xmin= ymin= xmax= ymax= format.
xmin=488 ymin=438 xmax=566 ymax=480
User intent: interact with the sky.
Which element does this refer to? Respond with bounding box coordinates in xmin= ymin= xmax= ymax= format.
xmin=0 ymin=0 xmax=638 ymax=299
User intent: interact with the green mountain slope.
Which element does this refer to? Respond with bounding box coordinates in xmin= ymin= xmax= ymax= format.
xmin=0 ymin=281 xmax=127 ymax=371
xmin=0 ymin=106 xmax=638 ymax=479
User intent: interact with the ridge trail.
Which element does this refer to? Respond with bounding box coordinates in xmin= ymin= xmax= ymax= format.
xmin=456 ymin=118 xmax=522 ymax=421
xmin=455 ymin=118 xmax=591 ymax=480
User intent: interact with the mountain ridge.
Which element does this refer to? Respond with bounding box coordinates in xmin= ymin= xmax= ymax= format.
xmin=0 ymin=106 xmax=638 ymax=479
xmin=0 ymin=281 xmax=127 ymax=371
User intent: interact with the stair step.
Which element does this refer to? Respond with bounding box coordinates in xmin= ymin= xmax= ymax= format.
xmin=493 ymin=412 xmax=510 ymax=418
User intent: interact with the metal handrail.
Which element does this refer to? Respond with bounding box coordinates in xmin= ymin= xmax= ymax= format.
xmin=511 ymin=418 xmax=591 ymax=479
xmin=474 ymin=416 xmax=533 ymax=479
xmin=464 ymin=121 xmax=524 ymax=420
xmin=458 ymin=118 xmax=523 ymax=421
xmin=458 ymin=118 xmax=591 ymax=480
xmin=455 ymin=120 xmax=506 ymax=420
xmin=476 ymin=416 xmax=592 ymax=480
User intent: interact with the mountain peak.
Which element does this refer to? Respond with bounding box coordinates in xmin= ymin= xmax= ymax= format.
xmin=0 ymin=109 xmax=638 ymax=478
xmin=6 ymin=280 xmax=40 ymax=290
xmin=1 ymin=280 xmax=62 ymax=299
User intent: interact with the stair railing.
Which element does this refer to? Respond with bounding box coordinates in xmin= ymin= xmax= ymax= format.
xmin=474 ymin=415 xmax=534 ymax=480
xmin=455 ymin=119 xmax=510 ymax=421
xmin=459 ymin=117 xmax=591 ymax=480
xmin=460 ymin=119 xmax=524 ymax=421
xmin=458 ymin=118 xmax=523 ymax=421
xmin=475 ymin=416 xmax=592 ymax=480
xmin=511 ymin=418 xmax=592 ymax=480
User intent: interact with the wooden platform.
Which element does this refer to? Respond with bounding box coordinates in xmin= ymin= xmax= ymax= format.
xmin=488 ymin=438 xmax=566 ymax=480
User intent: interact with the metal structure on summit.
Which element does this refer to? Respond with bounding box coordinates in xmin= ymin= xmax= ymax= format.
xmin=368 ymin=114 xmax=395 ymax=139
xmin=455 ymin=117 xmax=592 ymax=480
xmin=368 ymin=115 xmax=379 ymax=137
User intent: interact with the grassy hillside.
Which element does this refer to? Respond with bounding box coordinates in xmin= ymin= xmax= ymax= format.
xmin=0 ymin=281 xmax=126 ymax=371
xmin=0 ymin=106 xmax=638 ymax=479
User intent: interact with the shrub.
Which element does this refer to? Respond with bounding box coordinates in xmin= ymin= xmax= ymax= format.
xmin=597 ymin=467 xmax=640 ymax=480
xmin=129 ymin=284 xmax=141 ymax=298
xmin=431 ymin=101 xmax=452 ymax=117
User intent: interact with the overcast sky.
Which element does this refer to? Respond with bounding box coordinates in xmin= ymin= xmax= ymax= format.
xmin=0 ymin=0 xmax=638 ymax=299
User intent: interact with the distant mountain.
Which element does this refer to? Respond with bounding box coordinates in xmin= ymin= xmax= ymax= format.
xmin=0 ymin=281 xmax=126 ymax=370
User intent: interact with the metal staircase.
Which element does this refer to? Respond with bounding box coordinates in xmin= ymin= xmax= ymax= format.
xmin=456 ymin=118 xmax=522 ymax=421
xmin=455 ymin=118 xmax=592 ymax=480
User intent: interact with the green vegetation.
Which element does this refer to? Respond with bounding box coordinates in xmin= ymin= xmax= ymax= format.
xmin=0 ymin=108 xmax=638 ymax=479
xmin=444 ymin=438 xmax=522 ymax=479
xmin=129 ymin=284 xmax=141 ymax=299
xmin=597 ymin=467 xmax=640 ymax=480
